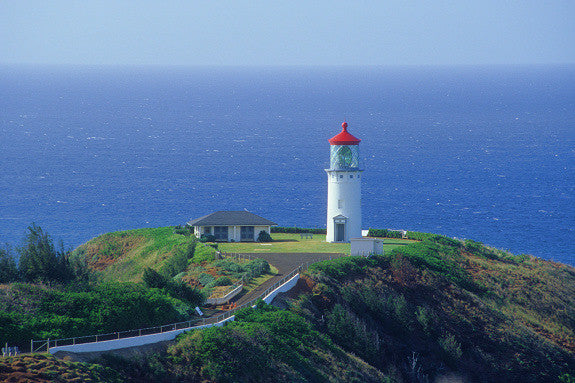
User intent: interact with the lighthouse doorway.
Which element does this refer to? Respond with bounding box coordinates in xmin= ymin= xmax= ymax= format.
xmin=336 ymin=223 xmax=345 ymax=242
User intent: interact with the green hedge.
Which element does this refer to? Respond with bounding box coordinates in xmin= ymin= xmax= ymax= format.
xmin=271 ymin=226 xmax=327 ymax=234
xmin=367 ymin=228 xmax=435 ymax=241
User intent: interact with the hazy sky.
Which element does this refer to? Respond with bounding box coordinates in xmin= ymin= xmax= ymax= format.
xmin=1 ymin=1 xmax=573 ymax=66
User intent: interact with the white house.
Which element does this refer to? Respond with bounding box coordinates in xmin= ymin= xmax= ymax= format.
xmin=187 ymin=211 xmax=277 ymax=242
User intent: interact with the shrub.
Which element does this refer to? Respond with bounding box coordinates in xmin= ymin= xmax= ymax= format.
xmin=390 ymin=241 xmax=487 ymax=295
xmin=214 ymin=276 xmax=232 ymax=286
xmin=245 ymin=259 xmax=270 ymax=276
xmin=325 ymin=304 xmax=380 ymax=364
xmin=167 ymin=281 xmax=204 ymax=307
xmin=439 ymin=333 xmax=463 ymax=362
xmin=143 ymin=267 xmax=204 ymax=306
xmin=308 ymin=256 xmax=384 ymax=280
xmin=160 ymin=249 xmax=189 ymax=278
xmin=416 ymin=306 xmax=433 ymax=334
xmin=198 ymin=273 xmax=216 ymax=286
xmin=199 ymin=234 xmax=216 ymax=243
xmin=1 ymin=282 xmax=191 ymax=348
xmin=213 ymin=260 xmax=245 ymax=274
xmin=143 ymin=268 xmax=166 ymax=289
xmin=257 ymin=230 xmax=272 ymax=242
xmin=191 ymin=246 xmax=215 ymax=264
xmin=173 ymin=225 xmax=193 ymax=236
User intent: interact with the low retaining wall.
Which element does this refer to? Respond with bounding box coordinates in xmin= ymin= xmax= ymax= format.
xmin=262 ymin=273 xmax=299 ymax=304
xmin=206 ymin=284 xmax=243 ymax=305
xmin=49 ymin=317 xmax=235 ymax=355
xmin=48 ymin=275 xmax=299 ymax=355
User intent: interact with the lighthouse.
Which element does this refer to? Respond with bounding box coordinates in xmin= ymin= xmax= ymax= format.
xmin=326 ymin=122 xmax=363 ymax=242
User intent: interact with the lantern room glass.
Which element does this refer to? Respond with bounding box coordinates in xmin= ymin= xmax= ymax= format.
xmin=330 ymin=145 xmax=360 ymax=170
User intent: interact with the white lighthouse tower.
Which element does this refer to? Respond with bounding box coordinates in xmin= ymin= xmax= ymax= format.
xmin=326 ymin=122 xmax=363 ymax=242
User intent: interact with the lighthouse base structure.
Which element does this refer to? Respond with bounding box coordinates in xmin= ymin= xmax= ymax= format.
xmin=326 ymin=169 xmax=363 ymax=242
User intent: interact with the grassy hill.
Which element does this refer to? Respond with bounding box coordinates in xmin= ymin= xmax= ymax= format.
xmin=99 ymin=235 xmax=573 ymax=382
xmin=2 ymin=230 xmax=573 ymax=382
xmin=297 ymin=237 xmax=575 ymax=382
xmin=72 ymin=227 xmax=215 ymax=282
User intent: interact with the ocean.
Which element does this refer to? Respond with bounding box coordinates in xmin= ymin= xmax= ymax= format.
xmin=0 ymin=65 xmax=573 ymax=265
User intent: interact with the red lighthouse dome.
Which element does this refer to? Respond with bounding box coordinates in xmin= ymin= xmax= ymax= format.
xmin=328 ymin=122 xmax=361 ymax=145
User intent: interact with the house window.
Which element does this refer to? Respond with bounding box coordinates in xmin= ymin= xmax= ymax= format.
xmin=214 ymin=226 xmax=228 ymax=241
xmin=241 ymin=226 xmax=255 ymax=241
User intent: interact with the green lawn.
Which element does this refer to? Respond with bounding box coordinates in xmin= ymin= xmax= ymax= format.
xmin=217 ymin=233 xmax=415 ymax=254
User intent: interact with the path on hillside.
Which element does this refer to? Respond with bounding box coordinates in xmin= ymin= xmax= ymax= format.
xmin=230 ymin=252 xmax=345 ymax=307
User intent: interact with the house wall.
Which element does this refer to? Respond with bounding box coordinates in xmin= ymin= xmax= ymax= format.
xmin=193 ymin=225 xmax=271 ymax=242
xmin=253 ymin=226 xmax=271 ymax=241
xmin=228 ymin=225 xmax=270 ymax=242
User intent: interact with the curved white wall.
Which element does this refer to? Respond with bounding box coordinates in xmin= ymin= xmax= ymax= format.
xmin=326 ymin=170 xmax=362 ymax=242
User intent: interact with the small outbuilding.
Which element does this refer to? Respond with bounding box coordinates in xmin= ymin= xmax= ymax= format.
xmin=350 ymin=237 xmax=384 ymax=257
xmin=187 ymin=211 xmax=277 ymax=242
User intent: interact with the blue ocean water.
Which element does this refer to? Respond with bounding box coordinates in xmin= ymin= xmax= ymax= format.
xmin=0 ymin=65 xmax=573 ymax=265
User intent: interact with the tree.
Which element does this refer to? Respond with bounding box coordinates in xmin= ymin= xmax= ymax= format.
xmin=18 ymin=223 xmax=74 ymax=283
xmin=257 ymin=230 xmax=272 ymax=242
xmin=0 ymin=244 xmax=18 ymax=283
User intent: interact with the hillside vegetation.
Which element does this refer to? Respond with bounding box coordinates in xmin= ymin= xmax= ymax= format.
xmin=72 ymin=227 xmax=215 ymax=282
xmin=297 ymin=236 xmax=575 ymax=382
xmin=75 ymin=235 xmax=575 ymax=382
xmin=0 ymin=226 xmax=276 ymax=351
xmin=2 ymin=228 xmax=573 ymax=382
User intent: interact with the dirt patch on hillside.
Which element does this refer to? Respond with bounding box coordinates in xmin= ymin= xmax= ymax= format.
xmin=80 ymin=235 xmax=148 ymax=271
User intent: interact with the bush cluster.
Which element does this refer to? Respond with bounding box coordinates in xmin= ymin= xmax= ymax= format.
xmin=161 ymin=242 xmax=196 ymax=278
xmin=199 ymin=234 xmax=216 ymax=243
xmin=168 ymin=304 xmax=330 ymax=382
xmin=143 ymin=268 xmax=204 ymax=307
xmin=257 ymin=230 xmax=272 ymax=242
xmin=0 ymin=282 xmax=190 ymax=348
xmin=308 ymin=255 xmax=390 ymax=280
xmin=391 ymin=239 xmax=487 ymax=294
xmin=211 ymin=258 xmax=271 ymax=284
xmin=173 ymin=225 xmax=193 ymax=236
